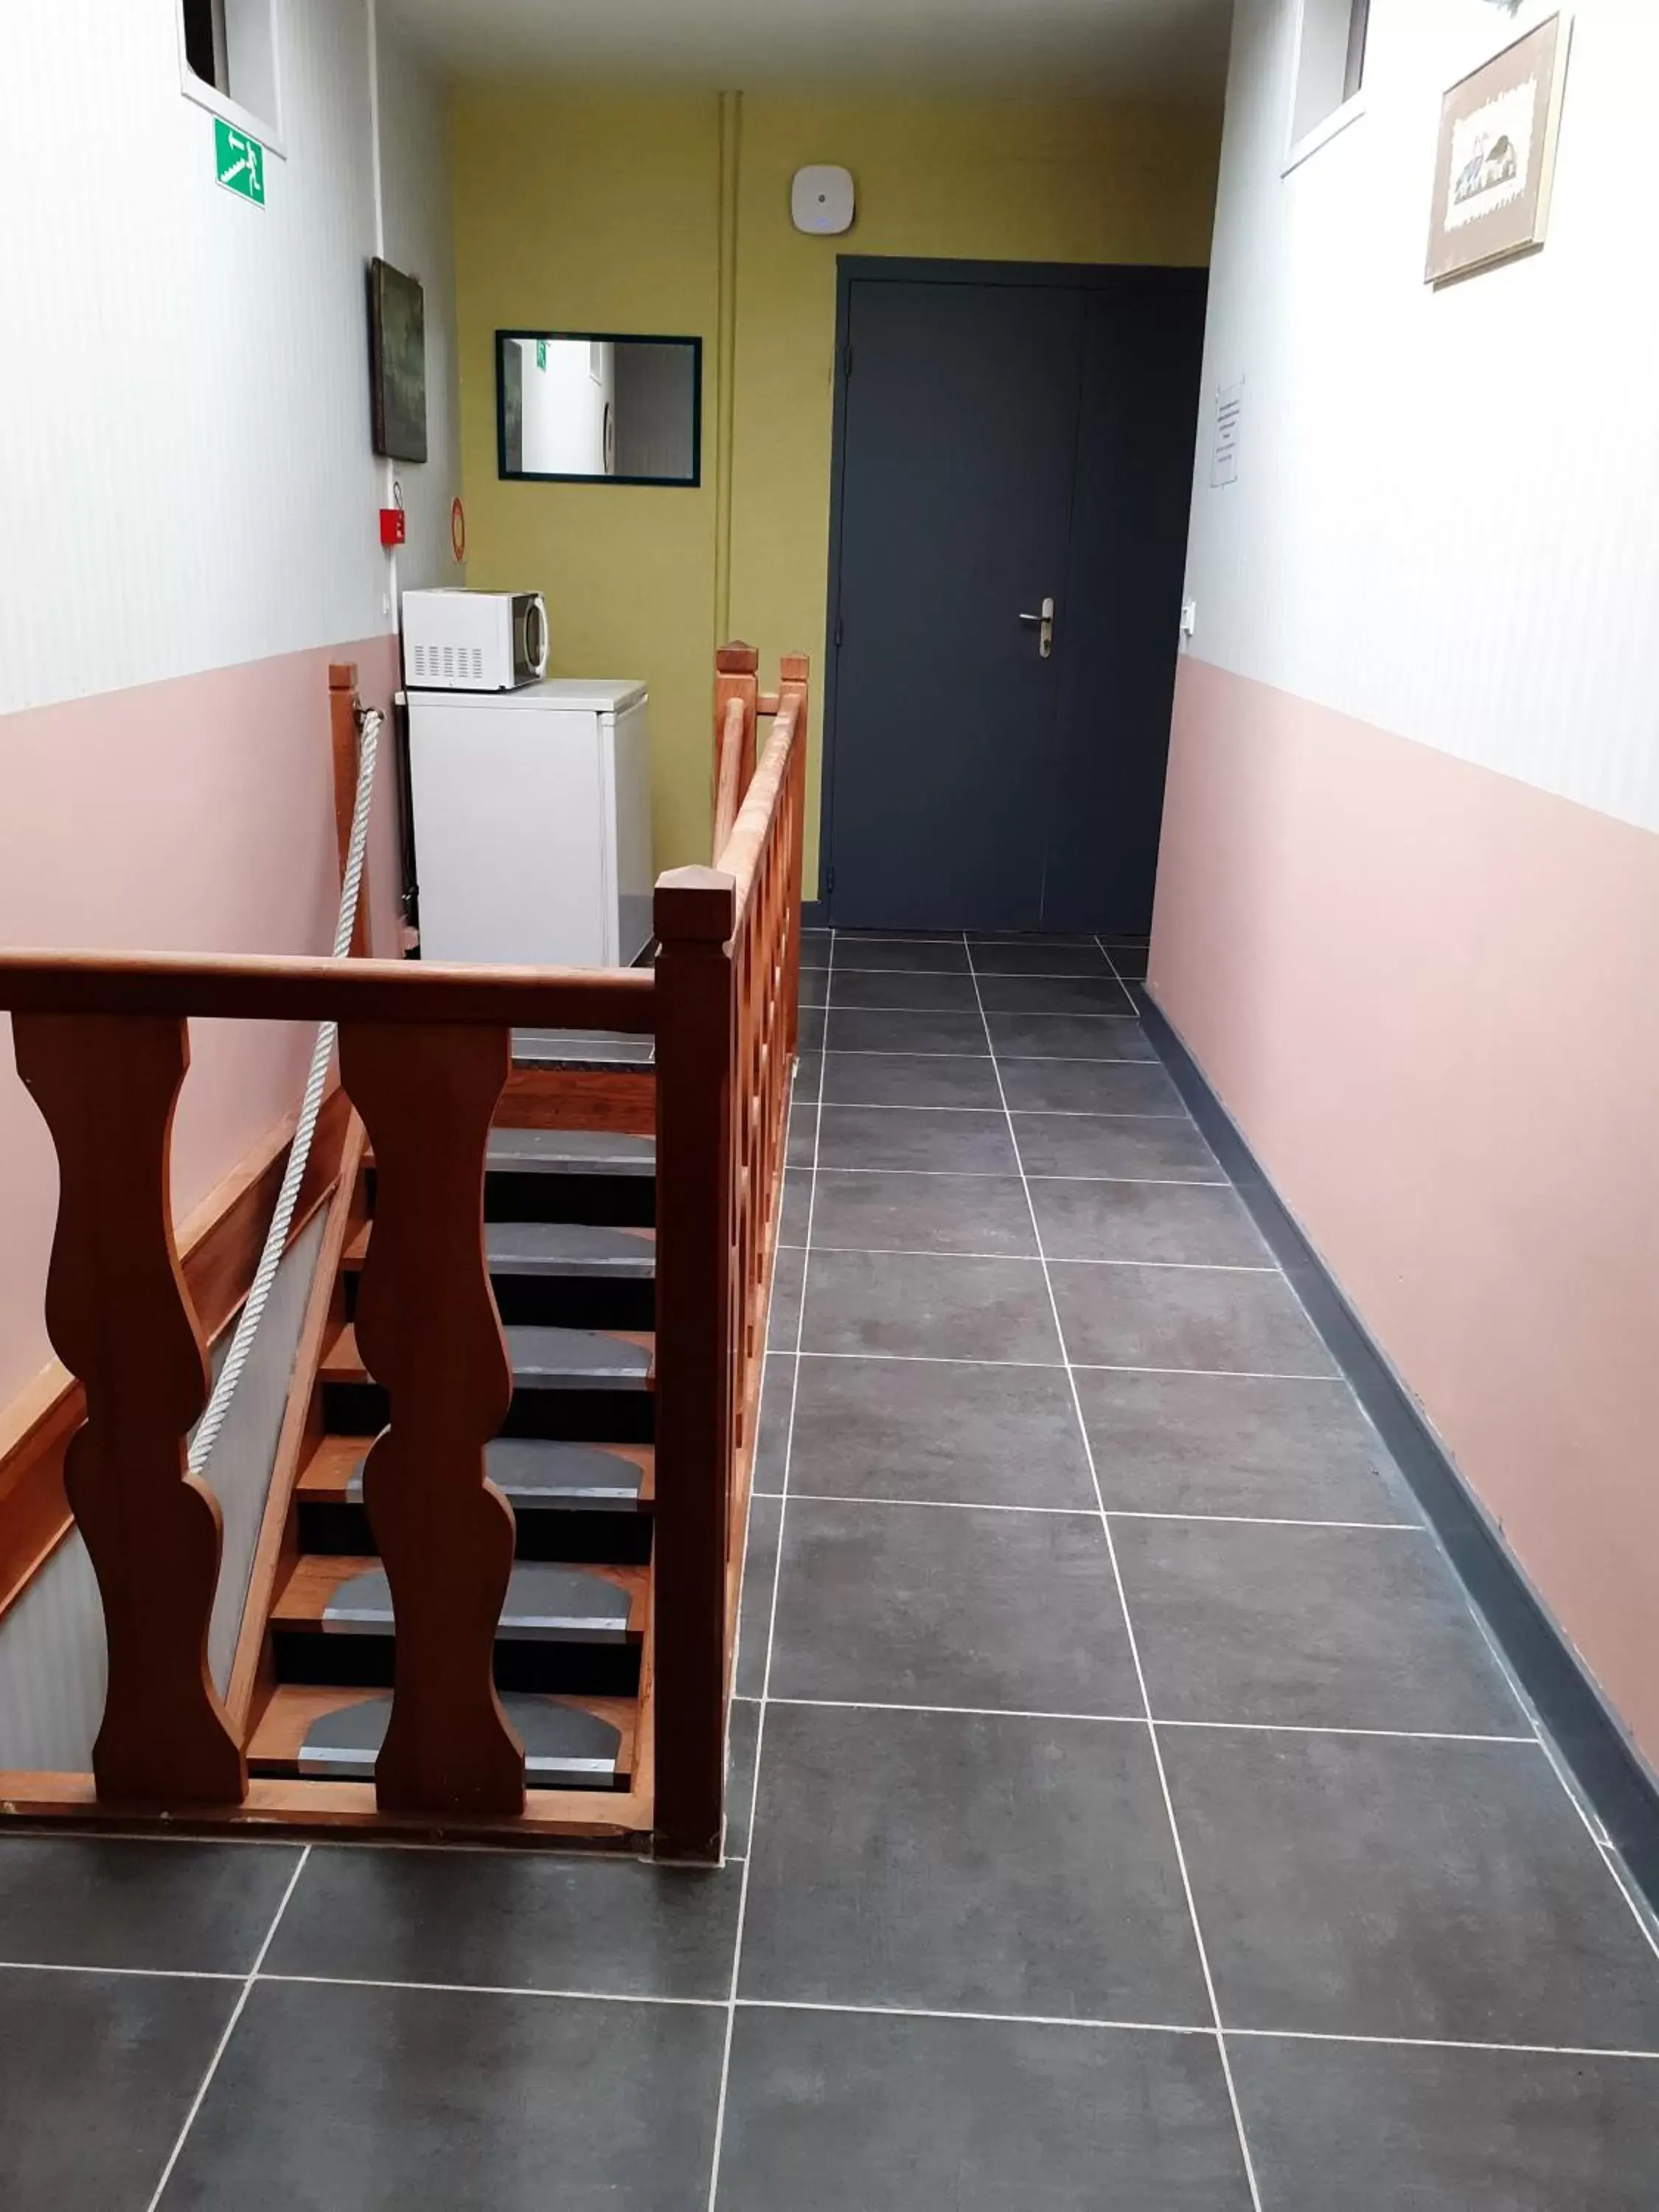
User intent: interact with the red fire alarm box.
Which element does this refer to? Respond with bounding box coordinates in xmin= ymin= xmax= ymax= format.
xmin=379 ymin=505 xmax=406 ymax=547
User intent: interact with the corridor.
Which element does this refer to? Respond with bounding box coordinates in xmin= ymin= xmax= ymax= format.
xmin=5 ymin=929 xmax=1657 ymax=2208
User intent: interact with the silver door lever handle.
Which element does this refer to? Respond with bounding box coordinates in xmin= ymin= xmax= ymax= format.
xmin=1018 ymin=597 xmax=1056 ymax=658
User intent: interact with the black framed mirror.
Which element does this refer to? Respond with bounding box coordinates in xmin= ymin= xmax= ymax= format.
xmin=495 ymin=330 xmax=703 ymax=486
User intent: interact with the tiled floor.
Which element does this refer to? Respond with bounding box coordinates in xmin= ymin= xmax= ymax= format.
xmin=4 ymin=929 xmax=1659 ymax=2207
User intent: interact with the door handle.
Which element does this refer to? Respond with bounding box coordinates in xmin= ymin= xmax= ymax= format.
xmin=1018 ymin=596 xmax=1056 ymax=659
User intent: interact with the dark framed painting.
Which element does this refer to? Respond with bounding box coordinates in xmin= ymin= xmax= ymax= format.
xmin=1426 ymin=13 xmax=1572 ymax=285
xmin=369 ymin=257 xmax=428 ymax=462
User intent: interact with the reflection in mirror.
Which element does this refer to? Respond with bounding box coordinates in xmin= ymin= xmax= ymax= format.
xmin=496 ymin=333 xmax=702 ymax=485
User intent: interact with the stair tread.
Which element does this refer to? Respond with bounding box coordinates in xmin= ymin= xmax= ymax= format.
xmin=488 ymin=1127 xmax=655 ymax=1177
xmin=345 ymin=1220 xmax=656 ymax=1279
xmin=321 ymin=1323 xmax=654 ymax=1390
xmin=300 ymin=1434 xmax=653 ymax=1509
xmin=512 ymin=1028 xmax=656 ymax=1071
xmin=248 ymin=1683 xmax=636 ymax=1788
xmin=274 ymin=1555 xmax=646 ymax=1641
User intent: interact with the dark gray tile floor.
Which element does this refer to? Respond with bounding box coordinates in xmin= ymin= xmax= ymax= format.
xmin=4 ymin=928 xmax=1658 ymax=2208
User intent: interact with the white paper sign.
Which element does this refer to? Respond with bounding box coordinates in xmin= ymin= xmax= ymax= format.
xmin=1211 ymin=380 xmax=1243 ymax=487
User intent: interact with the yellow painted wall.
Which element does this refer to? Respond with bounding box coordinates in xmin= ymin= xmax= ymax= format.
xmin=452 ymin=89 xmax=1221 ymax=884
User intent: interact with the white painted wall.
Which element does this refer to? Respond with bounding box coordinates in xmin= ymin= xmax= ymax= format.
xmin=520 ymin=338 xmax=616 ymax=476
xmin=1183 ymin=0 xmax=1659 ymax=830
xmin=0 ymin=0 xmax=462 ymax=717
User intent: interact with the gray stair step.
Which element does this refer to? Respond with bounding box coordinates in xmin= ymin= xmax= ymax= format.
xmin=344 ymin=1438 xmax=645 ymax=1512
xmin=298 ymin=1693 xmax=622 ymax=1785
xmin=513 ymin=1028 xmax=655 ymax=1070
xmin=505 ymin=1326 xmax=652 ymax=1391
xmin=322 ymin=1562 xmax=633 ymax=1643
xmin=488 ymin=1127 xmax=655 ymax=1178
xmin=486 ymin=1220 xmax=655 ymax=1279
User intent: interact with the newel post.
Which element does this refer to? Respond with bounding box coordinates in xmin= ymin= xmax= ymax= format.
xmin=653 ymin=865 xmax=739 ymax=1860
xmin=12 ymin=1014 xmax=246 ymax=1804
xmin=714 ymin=641 xmax=759 ymax=850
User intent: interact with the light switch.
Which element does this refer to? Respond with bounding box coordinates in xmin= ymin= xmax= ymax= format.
xmin=1180 ymin=598 xmax=1197 ymax=640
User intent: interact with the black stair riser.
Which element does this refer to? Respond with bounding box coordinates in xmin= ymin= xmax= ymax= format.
xmin=322 ymin=1382 xmax=655 ymax=1447
xmin=342 ymin=1273 xmax=655 ymax=1333
xmin=272 ymin=1627 xmax=641 ymax=1700
xmin=298 ymin=1500 xmax=654 ymax=1568
xmin=484 ymin=1168 xmax=655 ymax=1229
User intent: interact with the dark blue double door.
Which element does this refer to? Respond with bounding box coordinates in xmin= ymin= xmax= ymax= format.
xmin=824 ymin=261 xmax=1206 ymax=935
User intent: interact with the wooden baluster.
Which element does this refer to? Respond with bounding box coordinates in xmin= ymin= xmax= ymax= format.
xmin=714 ymin=641 xmax=759 ymax=855
xmin=777 ymin=654 xmax=810 ymax=1058
xmin=653 ymin=866 xmax=737 ymax=1860
xmin=11 ymin=1013 xmax=246 ymax=1804
xmin=337 ymin=1021 xmax=524 ymax=1818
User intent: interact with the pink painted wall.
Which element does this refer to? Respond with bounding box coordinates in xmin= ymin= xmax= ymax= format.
xmin=1151 ymin=656 xmax=1659 ymax=1765
xmin=0 ymin=634 xmax=401 ymax=1408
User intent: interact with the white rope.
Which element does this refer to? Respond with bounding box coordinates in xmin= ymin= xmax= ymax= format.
xmin=189 ymin=707 xmax=383 ymax=1475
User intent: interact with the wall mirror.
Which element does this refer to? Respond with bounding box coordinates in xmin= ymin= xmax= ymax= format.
xmin=495 ymin=331 xmax=702 ymax=485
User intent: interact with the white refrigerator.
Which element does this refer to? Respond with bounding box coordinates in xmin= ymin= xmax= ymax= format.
xmin=405 ymin=679 xmax=653 ymax=968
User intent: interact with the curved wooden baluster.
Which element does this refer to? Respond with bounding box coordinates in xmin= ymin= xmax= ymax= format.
xmin=11 ymin=1012 xmax=245 ymax=1804
xmin=338 ymin=1020 xmax=524 ymax=1818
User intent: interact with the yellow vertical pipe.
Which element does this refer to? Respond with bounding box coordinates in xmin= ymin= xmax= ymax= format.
xmin=713 ymin=89 xmax=742 ymax=651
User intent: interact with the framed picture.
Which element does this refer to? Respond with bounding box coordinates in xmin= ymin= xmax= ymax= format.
xmin=1425 ymin=12 xmax=1572 ymax=285
xmin=369 ymin=257 xmax=428 ymax=462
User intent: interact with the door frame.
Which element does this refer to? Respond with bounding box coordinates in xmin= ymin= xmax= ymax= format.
xmin=820 ymin=255 xmax=1208 ymax=928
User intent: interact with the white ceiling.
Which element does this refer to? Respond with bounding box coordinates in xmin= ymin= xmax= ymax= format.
xmin=378 ymin=0 xmax=1234 ymax=102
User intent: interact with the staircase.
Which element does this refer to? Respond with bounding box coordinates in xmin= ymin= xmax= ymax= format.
xmin=246 ymin=1068 xmax=659 ymax=1798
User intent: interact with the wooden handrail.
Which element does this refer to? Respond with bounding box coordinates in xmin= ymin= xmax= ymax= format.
xmin=0 ymin=951 xmax=655 ymax=1029
xmin=712 ymin=641 xmax=759 ymax=858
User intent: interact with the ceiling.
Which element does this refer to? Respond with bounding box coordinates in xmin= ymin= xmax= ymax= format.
xmin=378 ymin=0 xmax=1234 ymax=102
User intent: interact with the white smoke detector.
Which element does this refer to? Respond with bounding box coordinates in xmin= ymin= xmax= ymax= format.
xmin=791 ymin=165 xmax=855 ymax=235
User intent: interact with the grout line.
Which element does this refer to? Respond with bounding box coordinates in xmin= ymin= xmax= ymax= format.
xmin=705 ymin=930 xmax=834 ymax=2212
xmin=144 ymin=1844 xmax=312 ymax=2211
xmin=967 ymin=933 xmax=1266 ymax=2211
xmin=757 ymin=1695 xmax=1536 ymax=1746
xmin=260 ymin=1971 xmax=725 ymax=2008
xmin=736 ymin=1995 xmax=1216 ymax=2035
xmin=757 ymin=1489 xmax=1425 ymax=1532
xmin=1222 ymin=2023 xmax=1659 ymax=2062
xmin=0 ymin=1959 xmax=243 ymax=1983
xmin=784 ymin=1241 xmax=1276 ymax=1272
xmin=795 ymin=1103 xmax=1197 ymax=1121
xmin=793 ymin=1348 xmax=1343 ymax=1382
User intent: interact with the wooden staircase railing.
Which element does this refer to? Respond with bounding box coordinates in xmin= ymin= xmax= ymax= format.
xmin=0 ymin=646 xmax=808 ymax=1860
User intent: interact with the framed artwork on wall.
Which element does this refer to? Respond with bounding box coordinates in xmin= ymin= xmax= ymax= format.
xmin=1425 ymin=12 xmax=1572 ymax=285
xmin=369 ymin=257 xmax=428 ymax=463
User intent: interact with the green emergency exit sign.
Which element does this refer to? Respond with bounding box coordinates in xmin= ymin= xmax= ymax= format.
xmin=215 ymin=117 xmax=265 ymax=205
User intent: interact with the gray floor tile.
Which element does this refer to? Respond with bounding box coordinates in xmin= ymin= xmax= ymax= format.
xmin=719 ymin=2008 xmax=1253 ymax=2211
xmin=1051 ymin=1262 xmax=1338 ymax=1377
xmin=1105 ymin=943 xmax=1150 ymax=979
xmin=976 ymin=974 xmax=1139 ymax=1017
xmin=726 ymin=1697 xmax=760 ymax=1860
xmin=162 ymin=1979 xmax=723 ymax=2211
xmin=788 ymin=1352 xmax=1097 ymax=1509
xmin=790 ymin=1050 xmax=823 ymax=1104
xmin=767 ymin=1243 xmax=805 ymax=1344
xmin=267 ymin=1846 xmax=740 ymax=2000
xmin=802 ymin=1249 xmax=1060 ymax=1363
xmin=820 ymin=1049 xmax=1005 ymax=1107
xmin=1231 ymin=2034 xmax=1659 ymax=2211
xmin=740 ymin=1703 xmax=1208 ymax=2020
xmin=815 ymin=1104 xmax=1018 ymax=1173
xmin=751 ymin=1354 xmax=795 ymax=1490
xmin=777 ymin=1168 xmax=811 ymax=1247
xmin=799 ymin=933 xmax=831 ymax=971
xmin=807 ymin=1169 xmax=1038 ymax=1256
xmin=799 ymin=970 xmax=828 ymax=1007
xmin=771 ymin=1498 xmax=1139 ymax=1714
xmin=1116 ymin=1520 xmax=1526 ymax=1733
xmin=1076 ymin=1369 xmax=1412 ymax=1522
xmin=827 ymin=970 xmax=982 ymax=1012
xmin=998 ymin=1058 xmax=1186 ymax=1113
xmin=989 ymin=1012 xmax=1158 ymax=1060
xmin=1162 ymin=1730 xmax=1659 ymax=2047
xmin=830 ymin=936 xmax=969 ymax=973
xmin=737 ymin=1492 xmax=783 ymax=1699
xmin=0 ymin=1967 xmax=237 ymax=2208
xmin=969 ymin=942 xmax=1119 ymax=977
xmin=1034 ymin=1181 xmax=1270 ymax=1265
xmin=827 ymin=1008 xmax=990 ymax=1056
xmin=798 ymin=1004 xmax=827 ymax=1053
xmin=1015 ymin=1110 xmax=1221 ymax=1182
xmin=0 ymin=1836 xmax=303 ymax=1973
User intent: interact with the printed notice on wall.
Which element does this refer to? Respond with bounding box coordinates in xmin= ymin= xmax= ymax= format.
xmin=1211 ymin=380 xmax=1243 ymax=487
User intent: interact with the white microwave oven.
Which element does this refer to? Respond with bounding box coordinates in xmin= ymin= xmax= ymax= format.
xmin=402 ymin=588 xmax=549 ymax=692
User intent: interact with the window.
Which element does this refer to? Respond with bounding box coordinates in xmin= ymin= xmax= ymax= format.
xmin=178 ymin=0 xmax=282 ymax=149
xmin=1289 ymin=0 xmax=1370 ymax=150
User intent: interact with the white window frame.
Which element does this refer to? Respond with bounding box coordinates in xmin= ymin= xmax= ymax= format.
xmin=176 ymin=0 xmax=288 ymax=160
xmin=1281 ymin=0 xmax=1368 ymax=176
